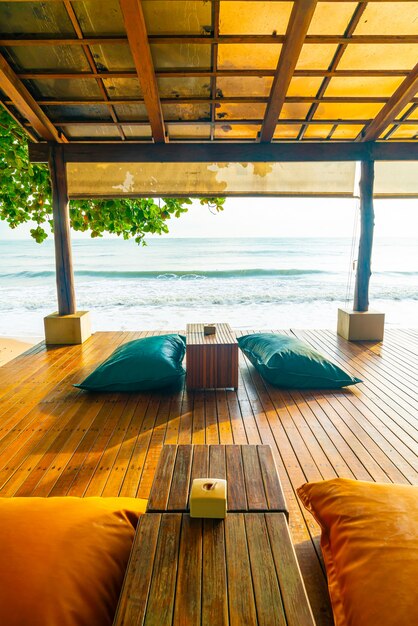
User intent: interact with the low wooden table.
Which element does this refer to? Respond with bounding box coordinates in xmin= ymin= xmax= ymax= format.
xmin=147 ymin=444 xmax=288 ymax=516
xmin=114 ymin=445 xmax=316 ymax=626
xmin=186 ymin=323 xmax=238 ymax=390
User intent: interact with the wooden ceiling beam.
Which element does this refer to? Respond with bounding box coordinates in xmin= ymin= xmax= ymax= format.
xmin=360 ymin=62 xmax=418 ymax=141
xmin=260 ymin=0 xmax=318 ymax=143
xmin=17 ymin=69 xmax=410 ymax=80
xmin=28 ymin=141 xmax=418 ymax=164
xmin=0 ymin=52 xmax=63 ymax=141
xmin=119 ymin=0 xmax=165 ymax=143
xmin=3 ymin=35 xmax=418 ymax=46
xmin=62 ymin=0 xmax=125 ymax=140
xmin=12 ymin=95 xmax=416 ymax=107
xmin=298 ymin=2 xmax=367 ymax=140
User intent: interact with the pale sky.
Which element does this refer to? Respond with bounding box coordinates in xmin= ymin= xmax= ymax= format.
xmin=0 ymin=197 xmax=417 ymax=240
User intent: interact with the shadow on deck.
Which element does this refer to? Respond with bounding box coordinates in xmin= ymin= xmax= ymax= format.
xmin=0 ymin=328 xmax=417 ymax=625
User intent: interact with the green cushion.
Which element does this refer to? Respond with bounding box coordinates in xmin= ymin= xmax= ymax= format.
xmin=75 ymin=334 xmax=186 ymax=392
xmin=238 ymin=333 xmax=361 ymax=389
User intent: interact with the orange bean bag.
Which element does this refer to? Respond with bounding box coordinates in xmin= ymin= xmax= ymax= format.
xmin=0 ymin=497 xmax=147 ymax=626
xmin=298 ymin=478 xmax=418 ymax=626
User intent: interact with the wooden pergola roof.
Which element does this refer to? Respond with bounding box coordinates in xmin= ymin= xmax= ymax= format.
xmin=1 ymin=0 xmax=418 ymax=147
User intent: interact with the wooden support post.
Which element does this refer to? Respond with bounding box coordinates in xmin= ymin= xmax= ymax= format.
xmin=338 ymin=160 xmax=384 ymax=340
xmin=354 ymin=160 xmax=375 ymax=312
xmin=48 ymin=144 xmax=76 ymax=316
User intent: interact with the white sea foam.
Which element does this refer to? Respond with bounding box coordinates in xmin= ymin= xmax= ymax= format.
xmin=0 ymin=237 xmax=417 ymax=338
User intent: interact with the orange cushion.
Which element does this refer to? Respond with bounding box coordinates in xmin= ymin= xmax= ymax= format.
xmin=0 ymin=497 xmax=147 ymax=626
xmin=297 ymin=478 xmax=418 ymax=626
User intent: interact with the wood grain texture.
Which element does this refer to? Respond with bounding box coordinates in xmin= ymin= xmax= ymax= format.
xmin=147 ymin=444 xmax=288 ymax=515
xmin=260 ymin=0 xmax=318 ymax=142
xmin=1 ymin=328 xmax=418 ymax=625
xmin=48 ymin=144 xmax=76 ymax=315
xmin=186 ymin=324 xmax=238 ymax=390
xmin=119 ymin=0 xmax=166 ymax=143
xmin=354 ymin=160 xmax=375 ymax=312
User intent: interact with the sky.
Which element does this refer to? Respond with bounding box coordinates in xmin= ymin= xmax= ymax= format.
xmin=0 ymin=197 xmax=417 ymax=240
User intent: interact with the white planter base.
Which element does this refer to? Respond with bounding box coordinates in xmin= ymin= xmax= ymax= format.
xmin=337 ymin=308 xmax=385 ymax=342
xmin=44 ymin=311 xmax=91 ymax=345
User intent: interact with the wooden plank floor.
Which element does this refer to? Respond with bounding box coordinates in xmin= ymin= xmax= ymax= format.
xmin=0 ymin=329 xmax=417 ymax=625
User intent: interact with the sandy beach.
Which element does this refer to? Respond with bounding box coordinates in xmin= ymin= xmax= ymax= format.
xmin=0 ymin=337 xmax=38 ymax=367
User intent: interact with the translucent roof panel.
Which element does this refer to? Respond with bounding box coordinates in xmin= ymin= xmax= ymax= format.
xmin=64 ymin=124 xmax=121 ymax=139
xmin=44 ymin=104 xmax=112 ymax=122
xmin=0 ymin=2 xmax=75 ymax=34
xmin=219 ymin=2 xmax=293 ymax=35
xmin=113 ymin=104 xmax=149 ymax=122
xmin=313 ymin=103 xmax=384 ymax=121
xmin=157 ymin=77 xmax=211 ymax=98
xmin=325 ymin=76 xmax=405 ymax=98
xmin=67 ymin=161 xmax=357 ymax=197
xmin=273 ymin=124 xmax=302 ymax=139
xmin=216 ymin=76 xmax=273 ymax=98
xmin=161 ymin=103 xmax=211 ymax=121
xmin=280 ymin=103 xmax=311 ymax=120
xmin=215 ymin=124 xmax=260 ymax=139
xmin=304 ymin=124 xmax=334 ymax=139
xmin=151 ymin=43 xmax=212 ymax=69
xmin=296 ymin=44 xmax=338 ymax=70
xmin=308 ymin=2 xmax=356 ymax=35
xmin=218 ymin=44 xmax=282 ymax=70
xmin=354 ymin=2 xmax=418 ymax=36
xmin=122 ymin=125 xmax=153 ymax=139
xmin=3 ymin=45 xmax=90 ymax=72
xmin=388 ymin=125 xmax=418 ymax=139
xmin=338 ymin=44 xmax=418 ymax=71
xmin=374 ymin=162 xmax=418 ymax=197
xmin=215 ymin=103 xmax=266 ymax=121
xmin=407 ymin=108 xmax=418 ymax=120
xmin=101 ymin=78 xmax=142 ymax=99
xmin=72 ymin=0 xmax=126 ymax=36
xmin=287 ymin=76 xmax=324 ymax=97
xmin=25 ymin=78 xmax=103 ymax=100
xmin=88 ymin=45 xmax=135 ymax=72
xmin=332 ymin=124 xmax=364 ymax=140
xmin=142 ymin=1 xmax=212 ymax=35
xmin=167 ymin=124 xmax=211 ymax=139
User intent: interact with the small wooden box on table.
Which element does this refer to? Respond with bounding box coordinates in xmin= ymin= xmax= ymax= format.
xmin=114 ymin=445 xmax=316 ymax=626
xmin=186 ymin=323 xmax=238 ymax=390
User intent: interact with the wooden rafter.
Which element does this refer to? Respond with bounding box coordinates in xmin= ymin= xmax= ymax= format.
xmin=210 ymin=0 xmax=220 ymax=141
xmin=62 ymin=0 xmax=125 ymax=140
xmin=298 ymin=2 xmax=367 ymax=140
xmin=360 ymin=62 xmax=418 ymax=141
xmin=0 ymin=52 xmax=63 ymax=141
xmin=2 ymin=35 xmax=418 ymax=45
xmin=16 ymin=69 xmax=411 ymax=80
xmin=16 ymin=96 xmax=416 ymax=105
xmin=384 ymin=102 xmax=418 ymax=140
xmin=119 ymin=0 xmax=165 ymax=143
xmin=260 ymin=0 xmax=318 ymax=143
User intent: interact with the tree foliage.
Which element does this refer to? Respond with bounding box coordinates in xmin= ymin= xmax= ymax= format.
xmin=0 ymin=108 xmax=225 ymax=244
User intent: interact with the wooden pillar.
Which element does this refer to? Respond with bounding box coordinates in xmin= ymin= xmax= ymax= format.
xmin=48 ymin=143 xmax=76 ymax=315
xmin=353 ymin=160 xmax=375 ymax=312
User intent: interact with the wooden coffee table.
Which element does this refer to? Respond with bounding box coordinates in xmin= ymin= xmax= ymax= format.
xmin=186 ymin=323 xmax=238 ymax=390
xmin=114 ymin=445 xmax=316 ymax=626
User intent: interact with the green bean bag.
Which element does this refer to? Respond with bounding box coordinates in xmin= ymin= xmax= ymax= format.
xmin=238 ymin=333 xmax=361 ymax=389
xmin=75 ymin=334 xmax=186 ymax=392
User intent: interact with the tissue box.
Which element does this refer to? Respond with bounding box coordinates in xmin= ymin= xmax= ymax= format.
xmin=190 ymin=478 xmax=227 ymax=519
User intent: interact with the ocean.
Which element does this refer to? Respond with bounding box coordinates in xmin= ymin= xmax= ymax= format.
xmin=0 ymin=237 xmax=417 ymax=339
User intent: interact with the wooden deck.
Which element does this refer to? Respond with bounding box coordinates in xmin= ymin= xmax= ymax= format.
xmin=0 ymin=328 xmax=417 ymax=625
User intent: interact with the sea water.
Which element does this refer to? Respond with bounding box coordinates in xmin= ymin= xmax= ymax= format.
xmin=0 ymin=237 xmax=417 ymax=339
